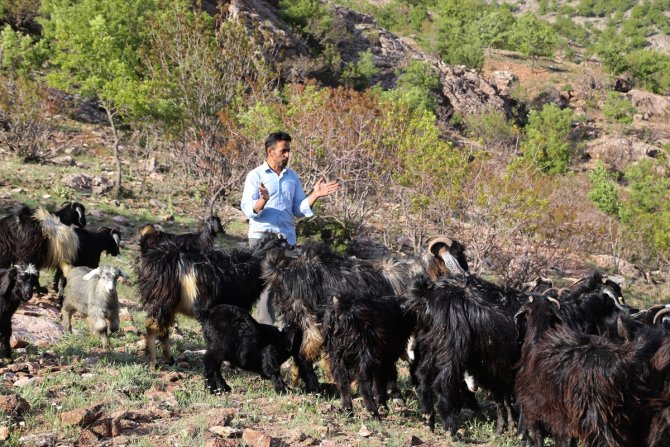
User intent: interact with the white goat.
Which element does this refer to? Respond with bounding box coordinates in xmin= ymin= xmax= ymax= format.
xmin=61 ymin=265 xmax=127 ymax=349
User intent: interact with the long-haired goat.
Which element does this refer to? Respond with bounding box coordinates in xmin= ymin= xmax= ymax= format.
xmin=136 ymin=234 xmax=287 ymax=368
xmin=406 ymin=275 xmax=519 ymax=435
xmin=514 ymin=295 xmax=663 ymax=447
xmin=53 ymin=226 xmax=121 ymax=302
xmin=322 ymin=293 xmax=413 ymax=418
xmin=0 ymin=206 xmax=79 ymax=275
xmin=261 ymin=242 xmax=401 ymax=392
xmin=0 ymin=264 xmax=39 ymax=362
xmin=138 ymin=215 xmax=223 ymax=255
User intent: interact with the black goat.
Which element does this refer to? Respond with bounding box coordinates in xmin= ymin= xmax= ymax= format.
xmin=53 ymin=201 xmax=87 ymax=228
xmin=322 ymin=293 xmax=413 ymax=418
xmin=0 ymin=205 xmax=79 ymax=272
xmin=406 ymin=275 xmax=519 ymax=435
xmin=197 ymin=303 xmax=300 ymax=394
xmin=136 ymin=234 xmax=287 ymax=368
xmin=0 ymin=264 xmax=39 ymax=363
xmin=261 ymin=242 xmax=401 ymax=392
xmin=53 ymin=226 xmax=121 ymax=302
xmin=138 ymin=215 xmax=223 ymax=255
xmin=632 ymin=305 xmax=670 ymax=332
xmin=514 ymin=295 xmax=663 ymax=447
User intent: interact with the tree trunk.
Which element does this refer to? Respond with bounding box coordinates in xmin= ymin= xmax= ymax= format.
xmin=104 ymin=106 xmax=122 ymax=198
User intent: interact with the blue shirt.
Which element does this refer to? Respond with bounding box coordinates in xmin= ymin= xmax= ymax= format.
xmin=240 ymin=162 xmax=313 ymax=245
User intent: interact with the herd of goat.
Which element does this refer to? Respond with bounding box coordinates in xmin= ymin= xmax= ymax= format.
xmin=0 ymin=201 xmax=669 ymax=446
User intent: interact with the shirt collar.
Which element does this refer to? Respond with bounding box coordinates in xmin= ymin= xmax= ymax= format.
xmin=262 ymin=161 xmax=287 ymax=175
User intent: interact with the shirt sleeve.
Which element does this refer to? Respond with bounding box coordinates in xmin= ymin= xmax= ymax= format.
xmin=240 ymin=170 xmax=261 ymax=219
xmin=293 ymin=175 xmax=314 ymax=218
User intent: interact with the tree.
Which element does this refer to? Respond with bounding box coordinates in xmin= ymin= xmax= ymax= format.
xmin=509 ymin=12 xmax=558 ymax=73
xmin=521 ymin=103 xmax=575 ymax=174
xmin=143 ymin=1 xmax=274 ymax=212
xmin=588 ymin=161 xmax=621 ymax=215
xmin=40 ymin=0 xmax=156 ymax=197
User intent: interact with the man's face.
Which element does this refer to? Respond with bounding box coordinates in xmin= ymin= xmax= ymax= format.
xmin=267 ymin=140 xmax=290 ymax=169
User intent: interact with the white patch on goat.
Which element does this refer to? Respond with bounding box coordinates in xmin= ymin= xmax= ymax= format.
xmin=102 ymin=274 xmax=116 ymax=293
xmin=76 ymin=207 xmax=83 ymax=223
xmin=34 ymin=208 xmax=79 ymax=267
xmin=112 ymin=233 xmax=120 ymax=248
xmin=603 ymin=287 xmax=627 ymax=311
xmin=440 ymin=251 xmax=467 ymax=276
xmin=178 ymin=268 xmax=198 ymax=318
xmin=464 ymin=371 xmax=478 ymax=393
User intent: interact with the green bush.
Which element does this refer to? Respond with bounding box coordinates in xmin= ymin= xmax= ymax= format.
xmin=588 ymin=161 xmax=621 ymax=215
xmin=521 ymin=103 xmax=575 ymax=174
xmin=341 ymin=50 xmax=378 ymax=90
xmin=0 ymin=25 xmax=48 ymax=74
xmin=602 ymin=91 xmax=636 ymax=124
xmin=626 ymin=50 xmax=670 ymax=94
xmin=464 ymin=109 xmax=519 ymax=153
xmin=383 ymin=60 xmax=440 ymax=113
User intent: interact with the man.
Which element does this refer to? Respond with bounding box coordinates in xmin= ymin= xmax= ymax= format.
xmin=241 ymin=131 xmax=339 ymax=323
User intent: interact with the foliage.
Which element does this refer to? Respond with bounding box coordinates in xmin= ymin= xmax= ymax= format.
xmin=508 ymin=12 xmax=558 ymax=71
xmin=143 ymin=1 xmax=274 ymax=211
xmin=464 ymin=109 xmax=519 ymax=155
xmin=433 ymin=0 xmax=487 ymax=70
xmin=340 ymin=50 xmax=378 ymax=90
xmin=0 ymin=25 xmax=47 ymax=74
xmin=279 ymin=0 xmax=332 ymax=37
xmin=520 ymin=104 xmax=575 ymax=174
xmin=588 ymin=161 xmax=621 ymax=215
xmin=0 ymin=76 xmax=50 ymax=161
xmin=618 ymin=158 xmax=670 ymax=266
xmin=602 ymin=91 xmax=636 ymax=125
xmin=0 ymin=0 xmax=41 ymax=30
xmin=625 ymin=50 xmax=670 ymax=94
xmin=595 ymin=30 xmax=630 ymax=74
xmin=382 ymin=60 xmax=441 ymax=113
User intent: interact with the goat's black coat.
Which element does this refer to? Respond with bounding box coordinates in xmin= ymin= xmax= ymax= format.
xmin=261 ymin=242 xmax=402 ymax=392
xmin=0 ymin=265 xmax=39 ymax=361
xmin=53 ymin=226 xmax=121 ymax=299
xmin=406 ymin=275 xmax=519 ymax=434
xmin=322 ymin=293 xmax=413 ymax=417
xmin=138 ymin=215 xmax=223 ymax=255
xmin=0 ymin=203 xmax=80 ymax=271
xmin=136 ymin=234 xmax=287 ymax=367
xmin=198 ymin=304 xmax=299 ymax=393
xmin=514 ymin=295 xmax=663 ymax=447
xmin=53 ymin=202 xmax=87 ymax=228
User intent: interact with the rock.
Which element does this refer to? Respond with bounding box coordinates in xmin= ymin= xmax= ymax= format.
xmin=61 ymin=173 xmax=114 ymax=195
xmin=207 ymin=408 xmax=237 ymax=427
xmin=13 ymin=377 xmax=35 ymax=387
xmin=209 ymin=426 xmax=242 ymax=438
xmin=89 ymin=417 xmax=114 ymax=438
xmin=206 ymin=438 xmax=239 ymax=447
xmin=150 ymin=198 xmax=168 ymax=209
xmin=241 ymin=428 xmax=274 ymax=447
xmin=490 ymin=70 xmax=518 ymax=96
xmin=590 ymin=254 xmax=644 ymax=279
xmin=0 ymin=394 xmax=30 ymax=415
xmin=88 ymin=209 xmax=103 ymax=218
xmin=161 ymin=214 xmax=175 ymax=222
xmin=112 ymin=215 xmax=130 ymax=226
xmin=614 ymin=74 xmax=633 ymax=93
xmin=52 ymin=155 xmax=76 ymax=167
xmin=18 ymin=433 xmax=57 ymax=447
xmin=407 ymin=435 xmax=424 ymax=446
xmin=357 ymin=424 xmax=372 ymax=437
xmin=3 ymin=372 xmax=18 ymax=381
xmin=77 ymin=429 xmax=99 ymax=446
xmin=627 ymin=89 xmax=670 ymax=122
xmin=60 ymin=403 xmax=104 ymax=427
xmin=0 ymin=426 xmax=9 ymax=441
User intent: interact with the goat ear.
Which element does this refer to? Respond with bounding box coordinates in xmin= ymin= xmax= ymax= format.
xmin=0 ymin=269 xmax=16 ymax=296
xmin=82 ymin=268 xmax=100 ymax=281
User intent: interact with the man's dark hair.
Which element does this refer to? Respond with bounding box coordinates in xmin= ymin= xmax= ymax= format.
xmin=265 ymin=131 xmax=292 ymax=152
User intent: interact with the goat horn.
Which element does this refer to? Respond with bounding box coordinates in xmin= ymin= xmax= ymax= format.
xmin=548 ymin=296 xmax=561 ymax=310
xmin=98 ymin=226 xmax=112 ymax=232
xmin=652 ymin=305 xmax=670 ymax=326
xmin=426 ymin=236 xmax=455 ymax=256
xmin=567 ymin=276 xmax=588 ymax=289
xmin=61 ymin=201 xmax=72 ymax=206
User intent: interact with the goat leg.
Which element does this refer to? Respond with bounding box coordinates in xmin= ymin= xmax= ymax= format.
xmin=203 ymin=351 xmax=231 ymax=393
xmin=292 ymin=352 xmax=320 ymax=393
xmin=357 ymin=373 xmax=380 ymax=420
xmin=331 ymin=358 xmax=353 ymax=414
xmin=0 ymin=323 xmax=11 ymax=362
xmin=260 ymin=346 xmax=287 ymax=393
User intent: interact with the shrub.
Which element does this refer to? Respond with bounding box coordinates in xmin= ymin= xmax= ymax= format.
xmin=341 ymin=50 xmax=378 ymax=90
xmin=588 ymin=161 xmax=621 ymax=215
xmin=602 ymin=91 xmax=636 ymax=124
xmin=521 ymin=103 xmax=575 ymax=174
xmin=464 ymin=109 xmax=519 ymax=154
